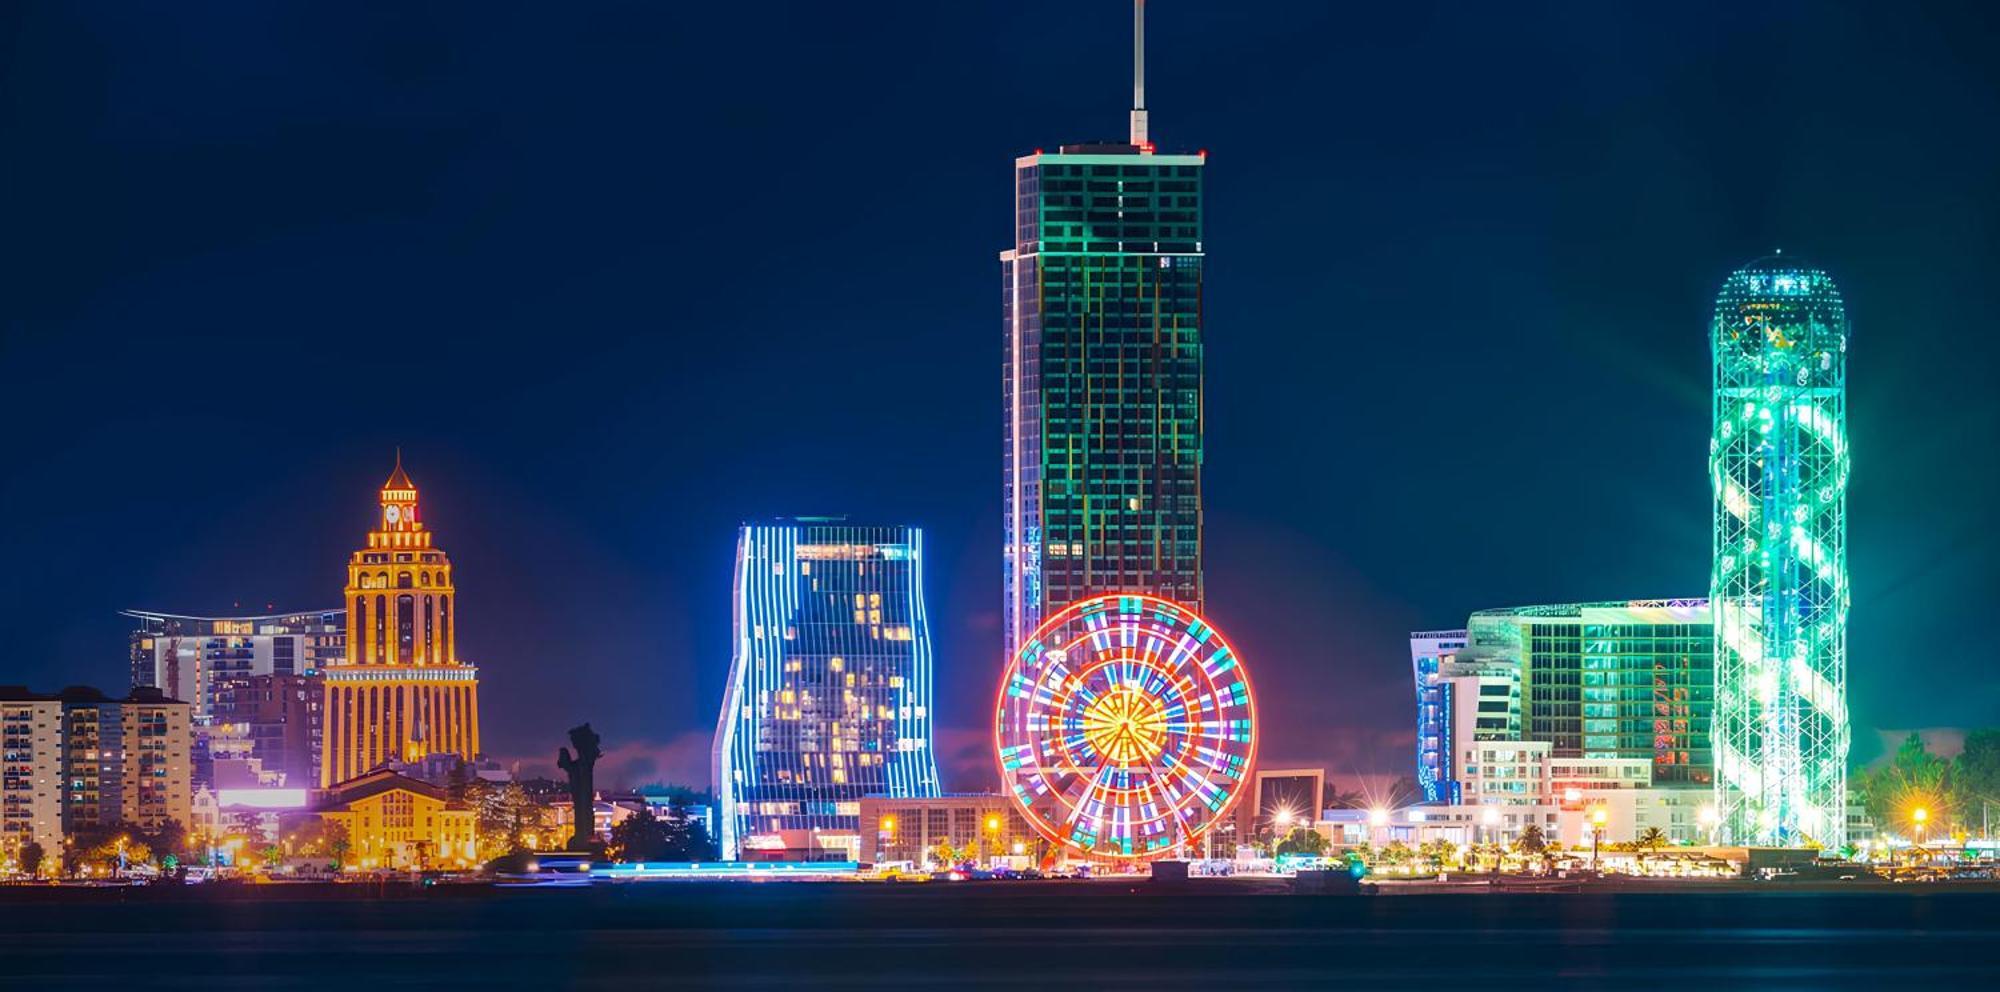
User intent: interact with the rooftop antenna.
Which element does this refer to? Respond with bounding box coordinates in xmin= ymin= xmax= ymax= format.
xmin=1129 ymin=0 xmax=1149 ymax=148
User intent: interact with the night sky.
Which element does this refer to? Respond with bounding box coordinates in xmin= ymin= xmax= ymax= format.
xmin=3 ymin=2 xmax=1996 ymax=791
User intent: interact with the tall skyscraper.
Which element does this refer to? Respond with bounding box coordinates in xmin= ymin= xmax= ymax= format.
xmin=713 ymin=520 xmax=942 ymax=861
xmin=1002 ymin=0 xmax=1205 ymax=657
xmin=320 ymin=456 xmax=481 ymax=787
xmin=1709 ymin=258 xmax=1850 ymax=847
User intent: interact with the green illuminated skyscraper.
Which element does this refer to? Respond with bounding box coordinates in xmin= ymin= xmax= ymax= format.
xmin=1002 ymin=1 xmax=1204 ymax=656
xmin=1709 ymin=257 xmax=1850 ymax=847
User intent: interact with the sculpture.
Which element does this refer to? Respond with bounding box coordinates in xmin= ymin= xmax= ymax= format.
xmin=556 ymin=723 xmax=603 ymax=853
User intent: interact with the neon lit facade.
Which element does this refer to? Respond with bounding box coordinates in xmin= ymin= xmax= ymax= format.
xmin=320 ymin=456 xmax=481 ymax=787
xmin=1001 ymin=144 xmax=1206 ymax=660
xmin=994 ymin=594 xmax=1255 ymax=861
xmin=1411 ymin=629 xmax=1469 ymax=803
xmin=1409 ymin=629 xmax=1468 ymax=804
xmin=1710 ymin=259 xmax=1850 ymax=847
xmin=713 ymin=521 xmax=942 ymax=860
xmin=1412 ymin=601 xmax=1714 ymax=798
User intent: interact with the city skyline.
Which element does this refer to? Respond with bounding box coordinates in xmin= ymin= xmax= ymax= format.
xmin=4 ymin=3 xmax=1997 ymax=791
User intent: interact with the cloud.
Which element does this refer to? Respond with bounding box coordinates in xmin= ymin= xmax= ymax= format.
xmin=493 ymin=730 xmax=712 ymax=790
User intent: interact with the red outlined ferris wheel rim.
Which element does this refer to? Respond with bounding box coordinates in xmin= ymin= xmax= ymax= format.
xmin=992 ymin=593 xmax=1259 ymax=861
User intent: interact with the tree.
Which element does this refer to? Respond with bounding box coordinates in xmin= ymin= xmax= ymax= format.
xmin=1380 ymin=841 xmax=1414 ymax=868
xmin=1274 ymin=827 xmax=1328 ymax=857
xmin=608 ymin=808 xmax=673 ymax=862
xmin=466 ymin=779 xmax=550 ymax=858
xmin=1516 ymin=824 xmax=1547 ymax=856
xmin=1417 ymin=838 xmax=1457 ymax=872
xmin=1635 ymin=827 xmax=1667 ymax=855
xmin=286 ymin=818 xmax=350 ymax=860
xmin=658 ymin=805 xmax=717 ymax=861
xmin=1856 ymin=732 xmax=1955 ymax=835
xmin=1954 ymin=729 xmax=2000 ymax=828
xmin=147 ymin=820 xmax=189 ymax=868
xmin=19 ymin=842 xmax=44 ymax=879
xmin=65 ymin=822 xmax=150 ymax=876
xmin=1321 ymin=782 xmax=1366 ymax=810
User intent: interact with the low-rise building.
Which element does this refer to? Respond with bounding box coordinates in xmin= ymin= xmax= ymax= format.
xmin=306 ymin=768 xmax=475 ymax=870
xmin=857 ymin=794 xmax=1042 ymax=867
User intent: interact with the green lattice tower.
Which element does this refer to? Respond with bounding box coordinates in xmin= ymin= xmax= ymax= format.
xmin=1710 ymin=258 xmax=1850 ymax=848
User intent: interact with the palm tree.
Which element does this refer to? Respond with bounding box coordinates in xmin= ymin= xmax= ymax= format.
xmin=1515 ymin=823 xmax=1548 ymax=871
xmin=1516 ymin=823 xmax=1546 ymax=855
xmin=1635 ymin=827 xmax=1667 ymax=856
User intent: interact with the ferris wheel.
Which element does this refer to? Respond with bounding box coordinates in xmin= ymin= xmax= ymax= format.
xmin=994 ymin=594 xmax=1258 ymax=861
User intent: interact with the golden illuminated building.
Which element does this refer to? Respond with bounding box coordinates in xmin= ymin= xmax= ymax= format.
xmin=320 ymin=456 xmax=481 ymax=786
xmin=308 ymin=768 xmax=476 ymax=870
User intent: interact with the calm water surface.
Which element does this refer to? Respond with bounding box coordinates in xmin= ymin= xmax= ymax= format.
xmin=2 ymin=880 xmax=1996 ymax=989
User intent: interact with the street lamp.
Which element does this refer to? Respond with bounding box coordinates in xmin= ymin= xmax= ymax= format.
xmin=1912 ymin=806 xmax=1929 ymax=863
xmin=984 ymin=814 xmax=1001 ymax=867
xmin=1589 ymin=806 xmax=1608 ymax=871
xmin=1480 ymin=806 xmax=1501 ymax=869
xmin=1697 ymin=804 xmax=1719 ymax=846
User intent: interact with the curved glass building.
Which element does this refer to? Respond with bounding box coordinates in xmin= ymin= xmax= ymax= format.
xmin=1709 ymin=258 xmax=1850 ymax=847
xmin=712 ymin=520 xmax=942 ymax=860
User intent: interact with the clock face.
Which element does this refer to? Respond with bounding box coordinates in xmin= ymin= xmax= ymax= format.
xmin=385 ymin=504 xmax=402 ymax=524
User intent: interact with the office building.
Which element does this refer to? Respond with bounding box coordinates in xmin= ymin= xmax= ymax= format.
xmin=1709 ymin=258 xmax=1851 ymax=847
xmin=124 ymin=609 xmax=343 ymax=720
xmin=713 ymin=520 xmax=943 ymax=860
xmin=0 ymin=689 xmax=64 ymax=861
xmin=1001 ymin=0 xmax=1205 ymax=657
xmin=321 ymin=456 xmax=481 ymax=786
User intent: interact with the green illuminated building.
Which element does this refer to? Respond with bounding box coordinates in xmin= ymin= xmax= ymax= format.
xmin=1458 ymin=600 xmax=1714 ymax=786
xmin=1001 ymin=5 xmax=1204 ymax=657
xmin=1710 ymin=258 xmax=1850 ymax=847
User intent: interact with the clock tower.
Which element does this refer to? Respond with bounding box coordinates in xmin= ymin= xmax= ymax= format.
xmin=320 ymin=454 xmax=482 ymax=786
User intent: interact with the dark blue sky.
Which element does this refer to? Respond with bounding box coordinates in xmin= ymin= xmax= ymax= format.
xmin=3 ymin=2 xmax=1995 ymax=789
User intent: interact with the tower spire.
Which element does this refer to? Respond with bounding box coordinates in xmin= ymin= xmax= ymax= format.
xmin=1129 ymin=0 xmax=1149 ymax=148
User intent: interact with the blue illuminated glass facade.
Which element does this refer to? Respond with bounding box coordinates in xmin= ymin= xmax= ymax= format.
xmin=1411 ymin=630 xmax=1467 ymax=804
xmin=712 ymin=520 xmax=942 ymax=859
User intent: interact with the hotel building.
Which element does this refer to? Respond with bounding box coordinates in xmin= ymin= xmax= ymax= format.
xmin=124 ymin=609 xmax=343 ymax=721
xmin=1413 ymin=600 xmax=1713 ymax=801
xmin=320 ymin=457 xmax=481 ymax=786
xmin=713 ymin=520 xmax=942 ymax=860
xmin=1001 ymin=3 xmax=1206 ymax=657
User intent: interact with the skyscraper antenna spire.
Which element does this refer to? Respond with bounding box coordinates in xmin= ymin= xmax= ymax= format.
xmin=1129 ymin=0 xmax=1149 ymax=147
